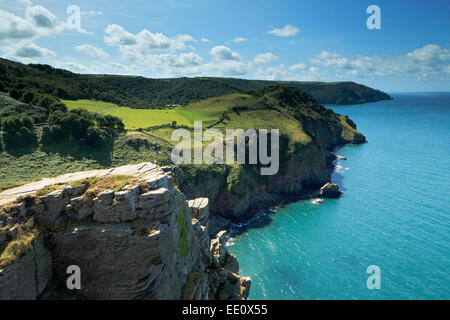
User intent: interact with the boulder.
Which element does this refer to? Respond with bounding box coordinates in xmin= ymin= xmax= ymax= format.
xmin=0 ymin=236 xmax=52 ymax=300
xmin=318 ymin=182 xmax=342 ymax=198
xmin=210 ymin=230 xmax=228 ymax=268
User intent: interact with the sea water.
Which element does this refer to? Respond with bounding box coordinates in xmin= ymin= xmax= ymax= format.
xmin=228 ymin=93 xmax=450 ymax=300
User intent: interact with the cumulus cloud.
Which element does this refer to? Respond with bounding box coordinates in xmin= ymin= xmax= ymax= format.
xmin=75 ymin=44 xmax=109 ymax=59
xmin=289 ymin=62 xmax=306 ymax=71
xmin=158 ymin=52 xmax=204 ymax=68
xmin=197 ymin=61 xmax=248 ymax=76
xmin=310 ymin=44 xmax=450 ymax=79
xmin=254 ymin=65 xmax=290 ymax=80
xmin=254 ymin=52 xmax=278 ymax=65
xmin=0 ymin=9 xmax=36 ymax=40
xmin=210 ymin=46 xmax=241 ymax=61
xmin=25 ymin=5 xmax=57 ymax=28
xmin=1 ymin=40 xmax=56 ymax=64
xmin=104 ymin=24 xmax=192 ymax=51
xmin=201 ymin=38 xmax=209 ymax=42
xmin=310 ymin=51 xmax=350 ymax=70
xmin=267 ymin=24 xmax=299 ymax=37
xmin=233 ymin=37 xmax=248 ymax=43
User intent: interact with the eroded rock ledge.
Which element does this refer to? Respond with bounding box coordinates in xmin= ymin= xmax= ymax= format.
xmin=0 ymin=163 xmax=250 ymax=300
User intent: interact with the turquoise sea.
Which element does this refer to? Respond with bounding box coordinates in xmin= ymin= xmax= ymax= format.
xmin=228 ymin=93 xmax=450 ymax=300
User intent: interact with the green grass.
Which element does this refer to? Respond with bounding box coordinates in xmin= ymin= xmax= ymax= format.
xmin=105 ymin=106 xmax=192 ymax=129
xmin=62 ymin=99 xmax=118 ymax=113
xmin=179 ymin=93 xmax=254 ymax=122
xmin=0 ymin=134 xmax=173 ymax=190
xmin=0 ymin=219 xmax=39 ymax=269
xmin=61 ymin=94 xmax=261 ymax=131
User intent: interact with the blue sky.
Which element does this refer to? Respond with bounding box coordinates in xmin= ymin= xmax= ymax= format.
xmin=1 ymin=0 xmax=449 ymax=91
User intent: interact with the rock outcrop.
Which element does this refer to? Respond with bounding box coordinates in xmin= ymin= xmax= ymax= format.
xmin=317 ymin=183 xmax=342 ymax=199
xmin=0 ymin=163 xmax=250 ymax=300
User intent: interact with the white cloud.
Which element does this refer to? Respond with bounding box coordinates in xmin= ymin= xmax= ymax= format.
xmin=2 ymin=40 xmax=56 ymax=59
xmin=233 ymin=37 xmax=248 ymax=43
xmin=159 ymin=52 xmax=204 ymax=68
xmin=197 ymin=61 xmax=248 ymax=76
xmin=310 ymin=44 xmax=450 ymax=79
xmin=55 ymin=61 xmax=90 ymax=73
xmin=254 ymin=52 xmax=278 ymax=65
xmin=310 ymin=51 xmax=350 ymax=70
xmin=104 ymin=24 xmax=193 ymax=51
xmin=75 ymin=44 xmax=109 ymax=59
xmin=255 ymin=65 xmax=290 ymax=80
xmin=201 ymin=38 xmax=209 ymax=42
xmin=267 ymin=24 xmax=300 ymax=37
xmin=210 ymin=46 xmax=241 ymax=61
xmin=0 ymin=9 xmax=36 ymax=40
xmin=104 ymin=24 xmax=137 ymax=46
xmin=289 ymin=63 xmax=306 ymax=71
xmin=25 ymin=5 xmax=57 ymax=29
xmin=176 ymin=34 xmax=196 ymax=42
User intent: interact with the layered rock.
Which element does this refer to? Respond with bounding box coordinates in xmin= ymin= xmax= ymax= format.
xmin=0 ymin=163 xmax=250 ymax=300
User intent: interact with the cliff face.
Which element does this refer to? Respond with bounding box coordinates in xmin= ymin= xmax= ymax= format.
xmin=174 ymin=86 xmax=366 ymax=230
xmin=0 ymin=163 xmax=250 ymax=300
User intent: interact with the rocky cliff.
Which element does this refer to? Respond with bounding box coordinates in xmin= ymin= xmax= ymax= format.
xmin=173 ymin=86 xmax=366 ymax=232
xmin=0 ymin=163 xmax=250 ymax=300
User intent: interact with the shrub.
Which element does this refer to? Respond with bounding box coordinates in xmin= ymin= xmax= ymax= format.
xmin=0 ymin=81 xmax=7 ymax=92
xmin=40 ymin=125 xmax=63 ymax=146
xmin=9 ymin=89 xmax=20 ymax=100
xmin=2 ymin=115 xmax=37 ymax=149
xmin=21 ymin=91 xmax=35 ymax=104
xmin=85 ymin=126 xmax=107 ymax=148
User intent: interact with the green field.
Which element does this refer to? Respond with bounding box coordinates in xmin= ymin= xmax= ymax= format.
xmin=106 ymin=107 xmax=192 ymax=129
xmin=62 ymin=99 xmax=119 ymax=113
xmin=61 ymin=99 xmax=218 ymax=129
xmin=62 ymin=93 xmax=311 ymax=144
xmin=60 ymin=96 xmax=254 ymax=130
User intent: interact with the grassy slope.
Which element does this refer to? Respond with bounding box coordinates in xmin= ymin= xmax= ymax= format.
xmin=0 ymin=134 xmax=173 ymax=190
xmin=0 ymin=86 xmax=363 ymax=190
xmin=62 ymin=99 xmax=118 ymax=113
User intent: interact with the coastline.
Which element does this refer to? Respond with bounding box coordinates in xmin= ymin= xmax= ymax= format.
xmin=211 ymin=142 xmax=361 ymax=237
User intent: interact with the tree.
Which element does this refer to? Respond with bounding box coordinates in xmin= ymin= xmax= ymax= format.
xmin=0 ymin=81 xmax=6 ymax=92
xmin=85 ymin=126 xmax=107 ymax=148
xmin=21 ymin=91 xmax=35 ymax=104
xmin=9 ymin=89 xmax=20 ymax=100
xmin=2 ymin=115 xmax=37 ymax=149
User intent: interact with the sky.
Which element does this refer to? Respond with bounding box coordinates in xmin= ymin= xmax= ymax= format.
xmin=0 ymin=0 xmax=449 ymax=92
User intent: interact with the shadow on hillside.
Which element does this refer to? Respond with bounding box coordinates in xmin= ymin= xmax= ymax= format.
xmin=41 ymin=141 xmax=114 ymax=167
xmin=4 ymin=143 xmax=38 ymax=157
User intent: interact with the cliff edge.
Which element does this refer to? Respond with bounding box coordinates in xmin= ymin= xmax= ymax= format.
xmin=0 ymin=163 xmax=250 ymax=300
